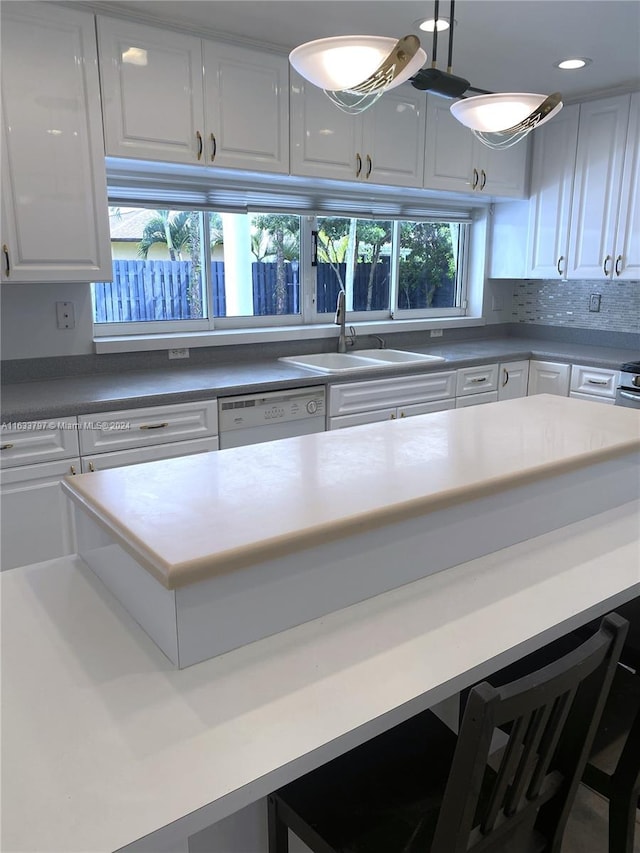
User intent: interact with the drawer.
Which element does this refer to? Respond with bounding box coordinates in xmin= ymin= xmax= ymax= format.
xmin=569 ymin=391 xmax=616 ymax=406
xmin=398 ymin=398 xmax=456 ymax=418
xmin=455 ymin=391 xmax=499 ymax=408
xmin=329 ymin=371 xmax=456 ymax=416
xmin=455 ymin=364 xmax=499 ymax=396
xmin=81 ymin=436 xmax=219 ymax=472
xmin=78 ymin=400 xmax=218 ymax=454
xmin=0 ymin=417 xmax=80 ymax=468
xmin=329 ymin=409 xmax=397 ymax=430
xmin=570 ymin=365 xmax=620 ymax=399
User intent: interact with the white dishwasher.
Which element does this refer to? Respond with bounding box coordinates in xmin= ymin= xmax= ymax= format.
xmin=217 ymin=387 xmax=326 ymax=448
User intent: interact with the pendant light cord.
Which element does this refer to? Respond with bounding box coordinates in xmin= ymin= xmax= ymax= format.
xmin=431 ymin=0 xmax=439 ymax=68
xmin=447 ymin=0 xmax=455 ymax=72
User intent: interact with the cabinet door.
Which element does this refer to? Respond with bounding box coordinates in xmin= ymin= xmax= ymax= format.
xmin=362 ymin=87 xmax=426 ymax=187
xmin=424 ymin=96 xmax=476 ymax=193
xmin=478 ymin=138 xmax=530 ymax=199
xmin=525 ymin=104 xmax=579 ymax=278
xmin=1 ymin=458 xmax=79 ymax=570
xmin=498 ymin=361 xmax=529 ymax=400
xmin=567 ymin=95 xmax=630 ymax=279
xmin=98 ymin=17 xmax=205 ymax=164
xmin=1 ymin=4 xmax=111 ymax=283
xmin=528 ymin=361 xmax=570 ymax=396
xmin=203 ymin=41 xmax=288 ymax=174
xmin=614 ymin=92 xmax=640 ymax=280
xmin=290 ymin=72 xmax=362 ymax=181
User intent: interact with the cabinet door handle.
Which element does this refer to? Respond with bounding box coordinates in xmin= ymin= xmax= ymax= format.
xmin=0 ymin=443 xmax=14 ymax=451
xmin=355 ymin=153 xmax=362 ymax=177
xmin=472 ymin=168 xmax=479 ymax=190
xmin=139 ymin=422 xmax=169 ymax=430
xmin=603 ymin=254 xmax=612 ymax=276
xmin=480 ymin=169 xmax=487 ymax=190
xmin=88 ymin=461 xmax=95 ymax=472
xmin=210 ymin=133 xmax=217 ymax=162
xmin=502 ymin=369 xmax=509 ymax=387
xmin=557 ymin=256 xmax=564 ymax=277
xmin=366 ymin=155 xmax=372 ymax=178
xmin=390 ymin=413 xmax=396 ymax=419
xmin=399 ymin=411 xmax=406 ymax=418
xmin=196 ymin=131 xmax=203 ymax=161
xmin=3 ymin=244 xmax=10 ymax=277
xmin=615 ymin=254 xmax=623 ymax=276
xmin=470 ymin=376 xmax=487 ymax=384
xmin=587 ymin=378 xmax=608 ymax=386
xmin=69 ymin=465 xmax=77 ymax=475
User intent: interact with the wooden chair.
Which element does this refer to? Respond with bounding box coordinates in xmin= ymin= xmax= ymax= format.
xmin=268 ymin=613 xmax=628 ymax=853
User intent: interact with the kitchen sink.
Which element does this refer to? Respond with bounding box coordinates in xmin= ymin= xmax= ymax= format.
xmin=279 ymin=350 xmax=445 ymax=374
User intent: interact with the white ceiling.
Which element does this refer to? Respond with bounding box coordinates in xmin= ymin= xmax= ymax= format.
xmin=86 ymin=0 xmax=640 ymax=101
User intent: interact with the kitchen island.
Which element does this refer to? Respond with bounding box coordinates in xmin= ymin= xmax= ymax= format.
xmin=3 ymin=394 xmax=639 ymax=852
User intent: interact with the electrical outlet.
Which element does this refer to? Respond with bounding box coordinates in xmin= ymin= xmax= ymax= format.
xmin=430 ymin=329 xmax=443 ymax=338
xmin=56 ymin=301 xmax=75 ymax=329
xmin=589 ymin=293 xmax=602 ymax=313
xmin=168 ymin=348 xmax=190 ymax=359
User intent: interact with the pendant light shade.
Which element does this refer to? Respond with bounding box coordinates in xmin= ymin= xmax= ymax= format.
xmin=450 ymin=92 xmax=563 ymax=149
xmin=289 ymin=35 xmax=427 ymax=114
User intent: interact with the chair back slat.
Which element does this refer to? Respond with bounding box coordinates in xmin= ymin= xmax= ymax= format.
xmin=504 ymin=703 xmax=554 ymax=816
xmin=527 ymin=690 xmax=574 ymax=799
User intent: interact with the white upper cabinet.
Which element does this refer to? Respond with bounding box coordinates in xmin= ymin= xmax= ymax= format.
xmin=98 ymin=18 xmax=289 ymax=172
xmin=567 ymin=94 xmax=633 ymax=279
xmin=1 ymin=3 xmax=111 ymax=283
xmin=203 ymin=40 xmax=288 ymax=173
xmin=525 ymin=104 xmax=580 ymax=279
xmin=290 ymin=73 xmax=426 ymax=187
xmin=424 ymin=96 xmax=529 ymax=198
xmin=98 ymin=17 xmax=205 ymax=164
xmin=613 ymin=92 xmax=640 ymax=279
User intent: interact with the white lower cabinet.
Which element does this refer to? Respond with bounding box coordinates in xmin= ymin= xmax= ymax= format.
xmin=455 ymin=391 xmax=498 ymax=408
xmin=81 ymin=436 xmax=219 ymax=472
xmin=569 ymin=364 xmax=620 ymax=405
xmin=528 ymin=361 xmax=571 ymax=397
xmin=1 ymin=416 xmax=81 ymax=570
xmin=455 ymin=364 xmax=499 ymax=397
xmin=328 ymin=372 xmax=456 ymax=429
xmin=498 ymin=361 xmax=530 ymax=400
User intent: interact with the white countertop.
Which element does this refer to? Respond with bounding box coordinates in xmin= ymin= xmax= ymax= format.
xmin=62 ymin=395 xmax=640 ymax=589
xmin=2 ymin=501 xmax=639 ymax=853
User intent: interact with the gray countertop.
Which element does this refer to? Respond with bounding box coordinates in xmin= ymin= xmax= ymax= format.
xmin=1 ymin=337 xmax=637 ymax=422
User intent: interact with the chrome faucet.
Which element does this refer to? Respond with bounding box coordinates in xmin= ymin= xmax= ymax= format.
xmin=334 ymin=290 xmax=347 ymax=353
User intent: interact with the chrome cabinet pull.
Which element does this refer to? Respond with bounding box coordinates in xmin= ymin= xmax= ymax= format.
xmin=0 ymin=443 xmax=14 ymax=450
xmin=502 ymin=369 xmax=509 ymax=387
xmin=470 ymin=376 xmax=487 ymax=384
xmin=365 ymin=155 xmax=372 ymax=179
xmin=390 ymin=413 xmax=396 ymax=419
xmin=472 ymin=168 xmax=479 ymax=190
xmin=139 ymin=422 xmax=169 ymax=430
xmin=88 ymin=461 xmax=95 ymax=472
xmin=196 ymin=131 xmax=203 ymax=161
xmin=355 ymin=153 xmax=362 ymax=177
xmin=69 ymin=465 xmax=77 ymax=475
xmin=557 ymin=256 xmax=564 ymax=277
xmin=210 ymin=133 xmax=217 ymax=162
xmin=587 ymin=378 xmax=608 ymax=386
xmin=615 ymin=254 xmax=623 ymax=276
xmin=603 ymin=254 xmax=612 ymax=276
xmin=3 ymin=244 xmax=10 ymax=277
xmin=480 ymin=169 xmax=487 ymax=190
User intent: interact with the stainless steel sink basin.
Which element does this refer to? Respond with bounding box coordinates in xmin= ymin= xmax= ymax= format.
xmin=279 ymin=350 xmax=445 ymax=374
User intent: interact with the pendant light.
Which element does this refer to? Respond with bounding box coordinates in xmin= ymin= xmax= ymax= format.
xmin=289 ymin=34 xmax=427 ymax=115
xmin=410 ymin=0 xmax=563 ymax=149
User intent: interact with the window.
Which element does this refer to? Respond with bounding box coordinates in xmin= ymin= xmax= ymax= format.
xmin=93 ymin=205 xmax=469 ymax=336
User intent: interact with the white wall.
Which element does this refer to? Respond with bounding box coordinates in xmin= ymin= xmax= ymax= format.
xmin=1 ymin=282 xmax=95 ymax=359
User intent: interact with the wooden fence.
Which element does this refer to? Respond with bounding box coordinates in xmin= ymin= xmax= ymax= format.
xmin=93 ymin=257 xmax=452 ymax=322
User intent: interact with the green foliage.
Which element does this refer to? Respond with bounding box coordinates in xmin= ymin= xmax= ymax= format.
xmin=398 ymin=223 xmax=456 ymax=309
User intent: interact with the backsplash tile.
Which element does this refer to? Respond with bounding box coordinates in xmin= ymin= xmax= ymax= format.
xmin=511 ymin=280 xmax=639 ymax=333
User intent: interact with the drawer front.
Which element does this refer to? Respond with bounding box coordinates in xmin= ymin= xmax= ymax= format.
xmin=329 ymin=371 xmax=456 ymax=416
xmin=455 ymin=391 xmax=499 ymax=408
xmin=78 ymin=400 xmax=218 ymax=454
xmin=81 ymin=436 xmax=219 ymax=472
xmin=569 ymin=391 xmax=616 ymax=406
xmin=0 ymin=417 xmax=79 ymax=468
xmin=455 ymin=364 xmax=499 ymax=396
xmin=398 ymin=398 xmax=456 ymax=418
xmin=570 ymin=365 xmax=620 ymax=399
xmin=328 ymin=409 xmax=397 ymax=430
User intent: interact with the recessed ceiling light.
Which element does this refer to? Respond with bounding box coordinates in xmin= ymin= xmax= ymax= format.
xmin=556 ymin=57 xmax=592 ymax=70
xmin=417 ymin=17 xmax=450 ymax=32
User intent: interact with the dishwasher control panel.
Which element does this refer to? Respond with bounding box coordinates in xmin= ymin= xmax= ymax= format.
xmin=218 ymin=388 xmax=326 ymax=432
